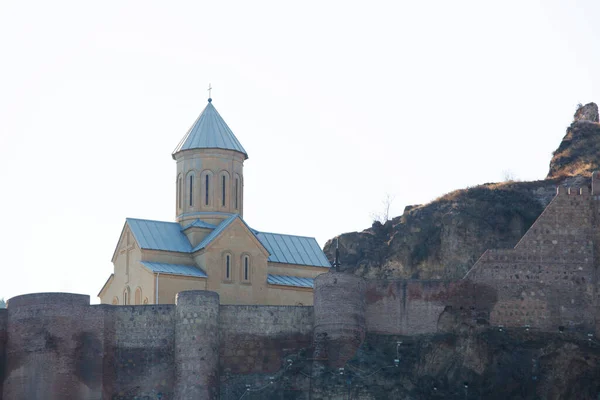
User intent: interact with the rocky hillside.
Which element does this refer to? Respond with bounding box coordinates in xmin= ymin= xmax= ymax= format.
xmin=325 ymin=103 xmax=600 ymax=279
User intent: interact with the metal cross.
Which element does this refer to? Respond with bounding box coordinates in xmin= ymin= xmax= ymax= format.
xmin=208 ymin=83 xmax=212 ymax=98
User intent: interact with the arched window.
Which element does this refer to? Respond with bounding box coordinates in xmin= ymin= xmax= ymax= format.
xmin=135 ymin=287 xmax=142 ymax=305
xmin=188 ymin=174 xmax=194 ymax=206
xmin=201 ymin=170 xmax=214 ymax=207
xmin=226 ymin=254 xmax=231 ymax=280
xmin=205 ymin=174 xmax=210 ymax=205
xmin=123 ymin=287 xmax=130 ymax=305
xmin=235 ymin=176 xmax=239 ymax=209
xmin=112 ymin=297 xmax=119 ymax=305
xmin=177 ymin=174 xmax=183 ymax=209
xmin=243 ymin=255 xmax=250 ymax=282
xmin=222 ymin=175 xmax=226 ymax=207
xmin=223 ymin=252 xmax=233 ymax=281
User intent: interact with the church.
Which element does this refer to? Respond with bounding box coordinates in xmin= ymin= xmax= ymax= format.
xmin=98 ymin=96 xmax=330 ymax=306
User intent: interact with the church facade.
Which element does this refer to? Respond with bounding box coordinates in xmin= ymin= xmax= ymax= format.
xmin=98 ymin=98 xmax=330 ymax=306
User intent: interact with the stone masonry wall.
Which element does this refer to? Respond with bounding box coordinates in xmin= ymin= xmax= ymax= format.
xmin=0 ymin=309 xmax=6 ymax=400
xmin=218 ymin=305 xmax=313 ymax=375
xmin=466 ymin=186 xmax=596 ymax=332
xmin=109 ymin=305 xmax=176 ymax=399
xmin=365 ymin=279 xmax=497 ymax=335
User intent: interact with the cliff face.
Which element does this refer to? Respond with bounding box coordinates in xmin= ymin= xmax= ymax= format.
xmin=325 ymin=103 xmax=600 ymax=280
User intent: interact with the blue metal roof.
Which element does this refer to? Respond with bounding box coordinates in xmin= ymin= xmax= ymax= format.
xmin=124 ymin=216 xmax=329 ymax=269
xmin=256 ymin=232 xmax=331 ymax=268
xmin=126 ymin=218 xmax=192 ymax=253
xmin=181 ymin=219 xmax=217 ymax=231
xmin=267 ymin=274 xmax=314 ymax=288
xmin=173 ymin=101 xmax=248 ymax=158
xmin=141 ymin=261 xmax=207 ymax=278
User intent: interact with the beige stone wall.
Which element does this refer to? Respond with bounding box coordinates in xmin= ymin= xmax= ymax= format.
xmin=140 ymin=249 xmax=194 ymax=265
xmin=267 ymin=262 xmax=329 ymax=279
xmin=100 ymin=247 xmax=155 ymax=305
xmin=156 ymin=274 xmax=207 ymax=304
xmin=195 ymin=218 xmax=269 ymax=305
xmin=174 ymin=148 xmax=245 ymax=224
xmin=183 ymin=227 xmax=212 ymax=248
xmin=266 ymin=285 xmax=314 ymax=305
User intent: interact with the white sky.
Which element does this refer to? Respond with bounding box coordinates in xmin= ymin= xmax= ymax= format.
xmin=0 ymin=1 xmax=598 ymax=302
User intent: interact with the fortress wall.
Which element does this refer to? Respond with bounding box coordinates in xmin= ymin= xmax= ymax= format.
xmin=466 ymin=187 xmax=596 ymax=331
xmin=365 ymin=280 xmax=498 ymax=335
xmin=110 ymin=304 xmax=176 ymax=399
xmin=219 ymin=305 xmax=313 ymax=374
xmin=0 ymin=309 xmax=7 ymax=400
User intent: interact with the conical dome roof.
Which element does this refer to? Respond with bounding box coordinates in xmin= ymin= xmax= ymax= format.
xmin=172 ymin=99 xmax=248 ymax=159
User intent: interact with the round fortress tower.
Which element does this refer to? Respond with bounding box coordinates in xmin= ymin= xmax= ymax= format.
xmin=174 ymin=290 xmax=220 ymax=400
xmin=2 ymin=293 xmax=90 ymax=400
xmin=313 ymin=271 xmax=367 ymax=367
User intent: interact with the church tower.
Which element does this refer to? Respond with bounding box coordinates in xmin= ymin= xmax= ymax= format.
xmin=172 ymin=97 xmax=248 ymax=226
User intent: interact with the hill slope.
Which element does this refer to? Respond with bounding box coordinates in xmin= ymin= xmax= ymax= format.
xmin=325 ymin=103 xmax=600 ymax=279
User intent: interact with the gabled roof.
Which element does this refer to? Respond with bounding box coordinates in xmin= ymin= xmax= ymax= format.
xmin=172 ymin=100 xmax=248 ymax=159
xmin=267 ymin=274 xmax=314 ymax=288
xmin=181 ymin=219 xmax=217 ymax=231
xmin=192 ymin=214 xmax=239 ymax=252
xmin=126 ymin=218 xmax=193 ymax=253
xmin=141 ymin=261 xmax=207 ymax=278
xmin=256 ymin=232 xmax=331 ymax=268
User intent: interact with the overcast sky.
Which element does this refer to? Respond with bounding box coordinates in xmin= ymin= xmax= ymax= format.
xmin=0 ymin=1 xmax=598 ymax=302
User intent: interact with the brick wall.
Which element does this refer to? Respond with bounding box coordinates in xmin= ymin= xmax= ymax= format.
xmin=218 ymin=305 xmax=313 ymax=375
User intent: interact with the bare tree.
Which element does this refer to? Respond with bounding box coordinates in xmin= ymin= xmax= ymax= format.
xmin=371 ymin=193 xmax=395 ymax=224
xmin=502 ymin=169 xmax=518 ymax=182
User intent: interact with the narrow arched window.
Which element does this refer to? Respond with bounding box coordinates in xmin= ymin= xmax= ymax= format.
xmin=135 ymin=287 xmax=142 ymax=305
xmin=226 ymin=254 xmax=231 ymax=280
xmin=112 ymin=297 xmax=118 ymax=305
xmin=235 ymin=177 xmax=239 ymax=209
xmin=222 ymin=175 xmax=226 ymax=206
xmin=123 ymin=288 xmax=130 ymax=305
xmin=178 ymin=175 xmax=183 ymax=209
xmin=244 ymin=256 xmax=250 ymax=281
xmin=205 ymin=174 xmax=210 ymax=205
xmin=189 ymin=175 xmax=194 ymax=206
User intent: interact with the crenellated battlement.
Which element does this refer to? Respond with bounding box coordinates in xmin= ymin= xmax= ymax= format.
xmin=556 ymin=186 xmax=591 ymax=196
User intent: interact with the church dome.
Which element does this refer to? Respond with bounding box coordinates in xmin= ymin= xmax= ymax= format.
xmin=172 ymin=99 xmax=248 ymax=159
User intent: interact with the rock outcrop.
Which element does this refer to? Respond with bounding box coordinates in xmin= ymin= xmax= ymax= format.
xmin=548 ymin=102 xmax=600 ymax=179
